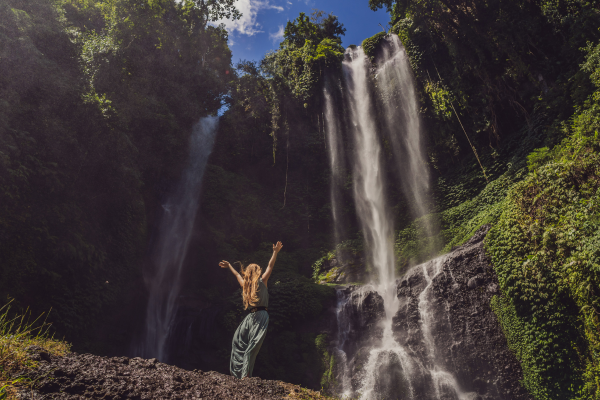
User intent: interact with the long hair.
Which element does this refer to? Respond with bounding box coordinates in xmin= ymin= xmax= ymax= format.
xmin=238 ymin=263 xmax=262 ymax=310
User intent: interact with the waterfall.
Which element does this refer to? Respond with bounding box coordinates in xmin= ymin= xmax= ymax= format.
xmin=140 ymin=116 xmax=218 ymax=363
xmin=376 ymin=35 xmax=432 ymax=228
xmin=323 ymin=80 xmax=346 ymax=244
xmin=325 ymin=37 xmax=475 ymax=400
xmin=418 ymin=259 xmax=467 ymax=400
xmin=339 ymin=43 xmax=404 ymax=399
xmin=333 ymin=257 xmax=478 ymax=400
xmin=334 ymin=290 xmax=352 ymax=397
xmin=342 ymin=46 xmax=395 ymax=286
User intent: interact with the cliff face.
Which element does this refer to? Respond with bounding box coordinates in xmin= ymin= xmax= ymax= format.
xmin=328 ymin=226 xmax=533 ymax=400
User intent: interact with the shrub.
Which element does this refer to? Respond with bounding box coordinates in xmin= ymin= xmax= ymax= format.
xmin=0 ymin=301 xmax=70 ymax=399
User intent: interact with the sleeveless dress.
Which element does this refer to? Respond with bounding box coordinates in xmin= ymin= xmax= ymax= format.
xmin=230 ymin=278 xmax=269 ymax=379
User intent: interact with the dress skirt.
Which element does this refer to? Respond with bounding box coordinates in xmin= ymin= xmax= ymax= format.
xmin=230 ymin=310 xmax=269 ymax=378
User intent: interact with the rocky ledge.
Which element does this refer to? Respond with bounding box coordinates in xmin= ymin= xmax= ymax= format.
xmin=328 ymin=225 xmax=533 ymax=400
xmin=17 ymin=351 xmax=328 ymax=400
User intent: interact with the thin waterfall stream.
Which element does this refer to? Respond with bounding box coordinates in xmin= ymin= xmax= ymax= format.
xmin=323 ymin=81 xmax=346 ymax=245
xmin=343 ymin=45 xmax=395 ymax=286
xmin=139 ymin=116 xmax=219 ymax=363
xmin=377 ymin=35 xmax=431 ymax=227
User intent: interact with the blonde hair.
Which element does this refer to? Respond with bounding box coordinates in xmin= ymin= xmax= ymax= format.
xmin=239 ymin=263 xmax=262 ymax=310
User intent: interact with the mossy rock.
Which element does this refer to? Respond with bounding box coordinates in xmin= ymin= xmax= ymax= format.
xmin=362 ymin=32 xmax=387 ymax=62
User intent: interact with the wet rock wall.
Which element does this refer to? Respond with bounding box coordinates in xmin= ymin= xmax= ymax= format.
xmin=330 ymin=226 xmax=533 ymax=400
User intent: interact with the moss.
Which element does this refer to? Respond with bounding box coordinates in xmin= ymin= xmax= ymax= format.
xmin=485 ymin=109 xmax=600 ymax=398
xmin=361 ymin=32 xmax=387 ymax=62
xmin=321 ymin=267 xmax=340 ymax=283
xmin=315 ymin=334 xmax=336 ymax=391
xmin=394 ymin=169 xmax=523 ymax=269
xmin=312 ymin=239 xmax=363 ymax=282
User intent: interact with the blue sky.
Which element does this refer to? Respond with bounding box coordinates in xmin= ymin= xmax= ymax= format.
xmin=216 ymin=0 xmax=391 ymax=63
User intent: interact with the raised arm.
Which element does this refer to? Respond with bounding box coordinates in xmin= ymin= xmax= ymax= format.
xmin=262 ymin=241 xmax=282 ymax=286
xmin=220 ymin=260 xmax=244 ymax=287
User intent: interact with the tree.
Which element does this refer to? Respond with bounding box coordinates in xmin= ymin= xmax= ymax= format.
xmin=262 ymin=11 xmax=346 ymax=103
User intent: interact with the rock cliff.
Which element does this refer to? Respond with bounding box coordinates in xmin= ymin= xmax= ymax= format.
xmin=17 ymin=351 xmax=330 ymax=400
xmin=328 ymin=226 xmax=533 ymax=400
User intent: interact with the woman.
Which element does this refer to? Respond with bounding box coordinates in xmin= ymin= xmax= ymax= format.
xmin=219 ymin=241 xmax=283 ymax=379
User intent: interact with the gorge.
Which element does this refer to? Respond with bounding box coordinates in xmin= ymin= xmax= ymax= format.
xmin=2 ymin=1 xmax=600 ymax=399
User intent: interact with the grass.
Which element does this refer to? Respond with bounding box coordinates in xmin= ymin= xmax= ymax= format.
xmin=0 ymin=301 xmax=70 ymax=400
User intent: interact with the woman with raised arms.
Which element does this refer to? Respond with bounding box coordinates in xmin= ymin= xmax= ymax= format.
xmin=219 ymin=241 xmax=283 ymax=379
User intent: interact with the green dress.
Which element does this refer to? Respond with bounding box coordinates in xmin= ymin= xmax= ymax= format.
xmin=230 ymin=278 xmax=269 ymax=379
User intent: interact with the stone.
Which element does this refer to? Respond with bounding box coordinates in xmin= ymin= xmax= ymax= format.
xmin=18 ymin=353 xmax=303 ymax=399
xmin=468 ymin=275 xmax=485 ymax=289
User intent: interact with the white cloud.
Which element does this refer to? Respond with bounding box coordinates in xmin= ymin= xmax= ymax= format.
xmin=269 ymin=25 xmax=285 ymax=44
xmin=215 ymin=0 xmax=284 ymax=36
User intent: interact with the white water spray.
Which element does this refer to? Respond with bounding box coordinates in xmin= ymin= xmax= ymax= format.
xmin=419 ymin=258 xmax=468 ymax=400
xmin=140 ymin=116 xmax=218 ymax=362
xmin=327 ymin=37 xmax=471 ymax=400
xmin=343 ymin=46 xmax=395 ymax=286
xmin=377 ymin=35 xmax=431 ymax=226
xmin=323 ymin=82 xmax=346 ymax=244
xmin=342 ymin=44 xmax=407 ymax=400
xmin=334 ymin=290 xmax=353 ymax=397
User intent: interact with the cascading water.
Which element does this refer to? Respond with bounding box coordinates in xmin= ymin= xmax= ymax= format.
xmin=340 ymin=43 xmax=405 ymax=399
xmin=333 ymin=257 xmax=479 ymax=400
xmin=342 ymin=46 xmax=395 ymax=286
xmin=323 ymin=80 xmax=346 ymax=244
xmin=327 ymin=37 xmax=475 ymax=400
xmin=139 ymin=116 xmax=218 ymax=363
xmin=377 ymin=35 xmax=432 ymax=227
xmin=333 ymin=290 xmax=352 ymax=397
xmin=418 ymin=258 xmax=468 ymax=400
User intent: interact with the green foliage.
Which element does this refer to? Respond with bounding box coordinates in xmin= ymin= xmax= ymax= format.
xmin=0 ymin=0 xmax=144 ymax=339
xmin=423 ymin=81 xmax=456 ymax=120
xmin=361 ymin=31 xmax=386 ymax=61
xmin=284 ymin=12 xmax=346 ymax=48
xmin=0 ymin=0 xmax=232 ymax=345
xmin=0 ymin=301 xmax=71 ymax=398
xmin=527 ymin=147 xmax=551 ymax=172
xmin=583 ymin=41 xmax=600 ymax=88
xmin=261 ymin=11 xmax=346 ymax=103
xmin=180 ymin=0 xmax=241 ymax=27
xmin=312 ymin=239 xmax=363 ymax=282
xmin=393 ymin=168 xmax=524 ymax=269
xmin=485 ymin=56 xmax=600 ymax=397
xmin=369 ymin=0 xmax=600 ymax=183
xmin=263 ymin=38 xmax=344 ymax=103
xmin=315 ymin=334 xmax=335 ymax=390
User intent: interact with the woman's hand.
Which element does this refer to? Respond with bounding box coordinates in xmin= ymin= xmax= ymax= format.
xmin=263 ymin=242 xmax=282 ymax=285
xmin=221 ymin=260 xmax=244 ymax=287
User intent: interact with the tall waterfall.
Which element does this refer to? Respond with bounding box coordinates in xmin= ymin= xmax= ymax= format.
xmin=340 ymin=43 xmax=402 ymax=399
xmin=377 ymin=35 xmax=431 ymax=228
xmin=140 ymin=116 xmax=218 ymax=362
xmin=342 ymin=46 xmax=396 ymax=286
xmin=323 ymin=80 xmax=346 ymax=244
xmin=326 ymin=37 xmax=473 ymax=399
